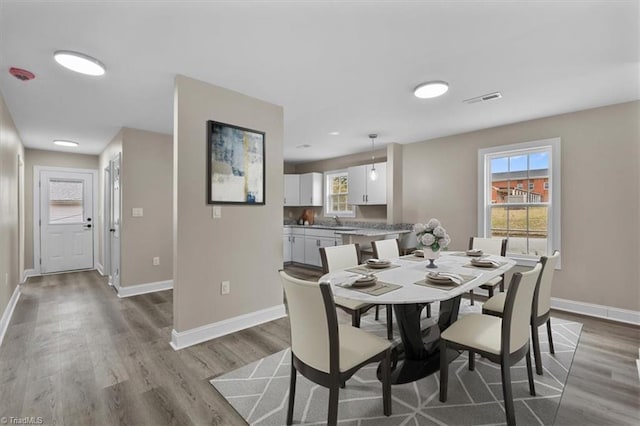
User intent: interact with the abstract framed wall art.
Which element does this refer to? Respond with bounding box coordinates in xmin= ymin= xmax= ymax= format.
xmin=207 ymin=120 xmax=265 ymax=205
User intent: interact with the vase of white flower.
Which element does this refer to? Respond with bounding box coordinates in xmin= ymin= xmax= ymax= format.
xmin=413 ymin=218 xmax=451 ymax=269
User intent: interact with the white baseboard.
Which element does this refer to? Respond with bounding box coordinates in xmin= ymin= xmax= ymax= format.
xmin=170 ymin=304 xmax=287 ymax=350
xmin=0 ymin=285 xmax=21 ymax=348
xmin=116 ymin=280 xmax=173 ymax=298
xmin=96 ymin=263 xmax=105 ymax=276
xmin=22 ymin=269 xmax=37 ymax=283
xmin=551 ymin=297 xmax=640 ymax=326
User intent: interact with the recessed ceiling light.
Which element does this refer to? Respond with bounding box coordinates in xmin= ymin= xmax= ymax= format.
xmin=54 ymin=140 xmax=79 ymax=147
xmin=413 ymin=81 xmax=449 ymax=99
xmin=296 ymin=144 xmax=312 ymax=149
xmin=54 ymin=50 xmax=106 ymax=76
xmin=328 ymin=131 xmax=340 ymax=136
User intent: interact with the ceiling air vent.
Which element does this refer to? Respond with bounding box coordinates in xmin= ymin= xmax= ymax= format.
xmin=463 ymin=91 xmax=502 ymax=104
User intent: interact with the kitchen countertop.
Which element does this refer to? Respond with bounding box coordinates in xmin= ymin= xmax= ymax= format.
xmin=334 ymin=228 xmax=411 ymax=237
xmin=284 ymin=224 xmax=410 ymax=236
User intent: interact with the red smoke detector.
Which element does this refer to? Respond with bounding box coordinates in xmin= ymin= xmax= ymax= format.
xmin=9 ymin=67 xmax=35 ymax=81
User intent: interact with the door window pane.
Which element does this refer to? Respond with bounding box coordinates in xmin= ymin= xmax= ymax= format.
xmin=49 ymin=180 xmax=84 ymax=224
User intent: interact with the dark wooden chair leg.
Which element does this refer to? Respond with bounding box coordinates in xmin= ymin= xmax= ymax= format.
xmin=501 ymin=363 xmax=515 ymax=426
xmin=547 ymin=318 xmax=555 ymax=354
xmin=351 ymin=311 xmax=358 ymax=327
xmin=439 ymin=340 xmax=448 ymax=402
xmin=468 ymin=351 xmax=475 ymax=371
xmin=469 ymin=290 xmax=475 ymax=305
xmin=386 ymin=305 xmax=393 ymax=340
xmin=382 ymin=350 xmax=391 ymax=416
xmin=488 ymin=287 xmax=494 ymax=298
xmin=526 ymin=348 xmax=536 ymax=396
xmin=426 ymin=303 xmax=431 ymax=318
xmin=375 ymin=305 xmax=380 ymax=320
xmin=328 ymin=385 xmax=339 ymax=425
xmin=499 ymin=275 xmax=505 ymax=292
xmin=531 ymin=322 xmax=543 ymax=375
xmin=287 ymin=362 xmax=297 ymax=425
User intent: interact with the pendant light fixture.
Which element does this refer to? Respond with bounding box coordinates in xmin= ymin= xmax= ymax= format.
xmin=368 ymin=134 xmax=378 ymax=181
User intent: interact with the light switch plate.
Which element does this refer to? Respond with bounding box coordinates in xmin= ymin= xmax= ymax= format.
xmin=213 ymin=206 xmax=222 ymax=219
xmin=132 ymin=208 xmax=144 ymax=217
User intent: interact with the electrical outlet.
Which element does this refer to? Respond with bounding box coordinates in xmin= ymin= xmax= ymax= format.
xmin=152 ymin=257 xmax=160 ymax=266
xmin=221 ymin=280 xmax=230 ymax=295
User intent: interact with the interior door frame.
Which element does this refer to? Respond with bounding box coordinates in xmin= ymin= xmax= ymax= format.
xmin=103 ymin=166 xmax=111 ymax=279
xmin=33 ymin=165 xmax=99 ymax=275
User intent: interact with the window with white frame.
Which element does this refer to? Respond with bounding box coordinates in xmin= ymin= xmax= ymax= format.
xmin=478 ymin=138 xmax=561 ymax=266
xmin=325 ymin=170 xmax=355 ymax=217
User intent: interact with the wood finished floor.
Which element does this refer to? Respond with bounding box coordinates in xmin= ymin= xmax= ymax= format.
xmin=0 ymin=268 xmax=638 ymax=425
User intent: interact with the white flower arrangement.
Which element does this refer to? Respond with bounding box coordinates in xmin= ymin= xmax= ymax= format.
xmin=413 ymin=218 xmax=451 ymax=252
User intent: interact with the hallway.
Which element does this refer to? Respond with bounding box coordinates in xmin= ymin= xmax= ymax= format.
xmin=0 ymin=271 xmax=289 ymax=425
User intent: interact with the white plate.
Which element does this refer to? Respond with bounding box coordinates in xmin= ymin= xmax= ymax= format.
xmin=366 ymin=259 xmax=391 ymax=268
xmin=352 ymin=276 xmax=378 ymax=287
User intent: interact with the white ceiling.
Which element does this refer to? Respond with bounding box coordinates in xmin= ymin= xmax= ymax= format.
xmin=1 ymin=1 xmax=638 ymax=163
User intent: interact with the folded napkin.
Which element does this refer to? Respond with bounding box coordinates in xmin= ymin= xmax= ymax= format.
xmin=471 ymin=258 xmax=500 ymax=267
xmin=413 ymin=249 xmax=424 ymax=257
xmin=428 ymin=272 xmax=463 ymax=284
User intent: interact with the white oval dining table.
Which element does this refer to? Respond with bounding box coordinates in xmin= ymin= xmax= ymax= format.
xmin=320 ymin=251 xmax=516 ymax=384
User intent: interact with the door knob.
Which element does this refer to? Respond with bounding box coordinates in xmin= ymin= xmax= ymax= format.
xmin=84 ymin=224 xmax=92 ymax=229
xmin=109 ymin=228 xmax=116 ymax=232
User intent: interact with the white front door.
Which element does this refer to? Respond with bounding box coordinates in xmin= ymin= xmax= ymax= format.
xmin=39 ymin=170 xmax=94 ymax=273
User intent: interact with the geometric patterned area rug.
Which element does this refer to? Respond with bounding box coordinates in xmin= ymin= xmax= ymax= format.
xmin=211 ymin=301 xmax=582 ymax=425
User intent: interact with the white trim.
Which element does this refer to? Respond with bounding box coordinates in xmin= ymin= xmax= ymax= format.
xmin=22 ymin=268 xmax=37 ymax=283
xmin=551 ymin=297 xmax=640 ymax=326
xmin=0 ymin=285 xmax=21 ymax=348
xmin=33 ymin=166 xmax=99 ymax=275
xmin=477 ymin=137 xmax=561 ymax=269
xmin=116 ymin=280 xmax=173 ymax=298
xmin=96 ymin=262 xmax=105 ymax=276
xmin=170 ymin=304 xmax=287 ymax=350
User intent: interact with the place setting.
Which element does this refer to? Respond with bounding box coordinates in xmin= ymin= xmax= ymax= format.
xmin=345 ymin=258 xmax=401 ymax=274
xmin=335 ymin=273 xmax=401 ymax=296
xmin=449 ymin=248 xmax=489 ymax=258
xmin=463 ymin=257 xmax=507 ymax=269
xmin=400 ymin=249 xmax=430 ymax=262
xmin=414 ymin=271 xmax=475 ymax=290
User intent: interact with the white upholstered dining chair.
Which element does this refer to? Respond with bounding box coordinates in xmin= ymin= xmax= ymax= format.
xmin=483 ymin=250 xmax=560 ymax=375
xmin=468 ymin=237 xmax=508 ymax=305
xmin=439 ymin=263 xmax=542 ymax=426
xmin=319 ymin=243 xmax=381 ymax=329
xmin=279 ymin=271 xmax=391 ymax=425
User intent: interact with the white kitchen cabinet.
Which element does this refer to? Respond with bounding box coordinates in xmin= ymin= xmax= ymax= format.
xmin=283 ymin=228 xmax=292 ymax=263
xmin=347 ymin=162 xmax=387 ymax=205
xmin=284 ymin=174 xmax=300 ymax=206
xmin=304 ymin=236 xmax=336 ymax=267
xmin=299 ymin=172 xmax=323 ymax=206
xmin=291 ymin=230 xmax=306 ymax=264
